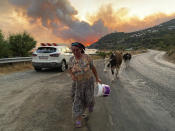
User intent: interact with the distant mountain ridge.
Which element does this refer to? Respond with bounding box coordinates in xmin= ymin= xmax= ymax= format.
xmin=89 ymin=18 xmax=175 ymax=50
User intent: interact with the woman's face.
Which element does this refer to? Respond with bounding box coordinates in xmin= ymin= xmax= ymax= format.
xmin=71 ymin=46 xmax=81 ymax=56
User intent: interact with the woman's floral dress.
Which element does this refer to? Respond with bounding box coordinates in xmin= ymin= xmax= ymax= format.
xmin=69 ymin=54 xmax=95 ymax=118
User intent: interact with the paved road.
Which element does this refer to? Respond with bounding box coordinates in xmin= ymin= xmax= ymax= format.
xmin=0 ymin=50 xmax=174 ymax=131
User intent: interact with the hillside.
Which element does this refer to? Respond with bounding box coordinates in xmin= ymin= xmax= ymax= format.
xmin=89 ymin=18 xmax=175 ymax=50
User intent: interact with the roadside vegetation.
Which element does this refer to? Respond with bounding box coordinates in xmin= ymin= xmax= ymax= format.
xmin=0 ymin=62 xmax=33 ymax=75
xmin=0 ymin=30 xmax=36 ymax=58
xmin=165 ymin=47 xmax=175 ymax=63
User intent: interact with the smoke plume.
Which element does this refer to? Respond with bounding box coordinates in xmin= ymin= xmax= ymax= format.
xmin=9 ymin=0 xmax=110 ymax=45
xmin=6 ymin=1 xmax=175 ymax=45
xmin=88 ymin=4 xmax=175 ymax=32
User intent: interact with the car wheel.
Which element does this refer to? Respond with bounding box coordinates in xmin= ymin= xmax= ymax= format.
xmin=34 ymin=67 xmax=42 ymax=72
xmin=60 ymin=61 xmax=66 ymax=72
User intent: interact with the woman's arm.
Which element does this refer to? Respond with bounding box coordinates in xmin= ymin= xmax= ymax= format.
xmin=91 ymin=65 xmax=101 ymax=83
xmin=87 ymin=54 xmax=101 ymax=83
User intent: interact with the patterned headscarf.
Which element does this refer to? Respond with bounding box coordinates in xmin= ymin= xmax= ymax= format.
xmin=71 ymin=42 xmax=85 ymax=53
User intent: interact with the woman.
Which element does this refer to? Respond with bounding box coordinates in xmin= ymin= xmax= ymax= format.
xmin=68 ymin=42 xmax=101 ymax=128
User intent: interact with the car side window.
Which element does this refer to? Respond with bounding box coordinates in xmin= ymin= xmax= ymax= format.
xmin=62 ymin=48 xmax=66 ymax=53
xmin=59 ymin=48 xmax=63 ymax=53
xmin=66 ymin=48 xmax=72 ymax=53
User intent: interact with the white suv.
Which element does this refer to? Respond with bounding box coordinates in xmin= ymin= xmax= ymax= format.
xmin=32 ymin=43 xmax=72 ymax=72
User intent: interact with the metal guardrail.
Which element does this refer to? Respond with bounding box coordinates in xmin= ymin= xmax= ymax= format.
xmin=0 ymin=57 xmax=32 ymax=64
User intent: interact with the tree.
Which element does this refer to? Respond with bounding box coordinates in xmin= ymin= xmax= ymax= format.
xmin=8 ymin=32 xmax=36 ymax=57
xmin=0 ymin=30 xmax=11 ymax=58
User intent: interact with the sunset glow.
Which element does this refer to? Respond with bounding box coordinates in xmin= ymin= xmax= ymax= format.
xmin=0 ymin=0 xmax=175 ymax=46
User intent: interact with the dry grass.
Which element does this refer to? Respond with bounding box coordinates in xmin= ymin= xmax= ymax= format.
xmin=165 ymin=48 xmax=175 ymax=64
xmin=0 ymin=62 xmax=33 ymax=75
xmin=164 ymin=53 xmax=175 ymax=64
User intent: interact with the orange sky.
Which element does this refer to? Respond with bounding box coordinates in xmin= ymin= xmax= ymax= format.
xmin=0 ymin=0 xmax=175 ymax=46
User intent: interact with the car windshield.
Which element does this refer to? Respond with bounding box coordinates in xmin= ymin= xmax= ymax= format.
xmin=36 ymin=47 xmax=56 ymax=53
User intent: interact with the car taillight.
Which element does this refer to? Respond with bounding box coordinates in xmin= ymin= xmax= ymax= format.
xmin=32 ymin=54 xmax=37 ymax=56
xmin=50 ymin=53 xmax=60 ymax=57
